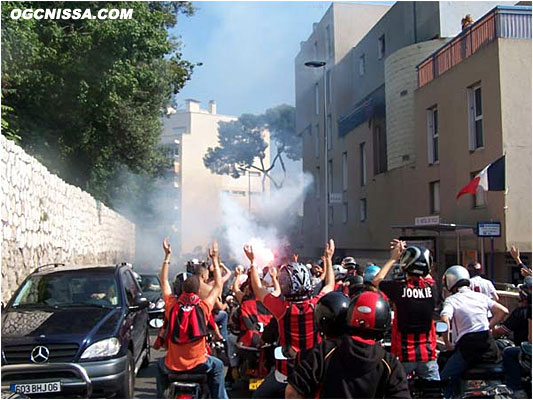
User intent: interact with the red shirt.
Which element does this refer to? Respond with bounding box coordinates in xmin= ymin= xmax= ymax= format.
xmin=263 ymin=292 xmax=326 ymax=375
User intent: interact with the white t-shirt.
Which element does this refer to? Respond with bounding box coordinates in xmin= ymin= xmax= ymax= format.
xmin=469 ymin=275 xmax=498 ymax=299
xmin=440 ymin=286 xmax=496 ymax=344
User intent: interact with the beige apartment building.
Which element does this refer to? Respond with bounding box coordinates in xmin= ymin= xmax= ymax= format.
xmin=159 ymin=100 xmax=268 ymax=257
xmin=297 ymin=2 xmax=531 ymax=283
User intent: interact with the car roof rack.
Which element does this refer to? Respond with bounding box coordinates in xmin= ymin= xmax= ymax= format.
xmin=36 ymin=263 xmax=66 ymax=272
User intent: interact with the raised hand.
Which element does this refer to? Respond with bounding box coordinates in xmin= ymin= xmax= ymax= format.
xmin=292 ymin=253 xmax=299 ymax=263
xmin=270 ymin=266 xmax=278 ymax=280
xmin=235 ymin=265 xmax=244 ymax=277
xmin=243 ymin=244 xmax=255 ymax=263
xmin=209 ymin=241 xmax=219 ymax=260
xmin=390 ymin=239 xmax=405 ymax=260
xmin=510 ymin=246 xmax=521 ymax=263
xmin=162 ymin=238 xmax=172 ymax=256
xmin=324 ymin=239 xmax=335 ymax=260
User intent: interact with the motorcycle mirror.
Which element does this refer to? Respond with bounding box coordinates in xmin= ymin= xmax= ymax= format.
xmin=149 ymin=318 xmax=164 ymax=329
xmin=435 ymin=321 xmax=448 ymax=333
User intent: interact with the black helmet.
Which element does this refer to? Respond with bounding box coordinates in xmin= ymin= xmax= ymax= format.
xmin=173 ymin=271 xmax=190 ymax=296
xmin=346 ymin=291 xmax=391 ymax=340
xmin=345 ymin=274 xmax=364 ymax=298
xmin=314 ymin=291 xmax=350 ymax=337
xmin=518 ymin=276 xmax=532 ymax=303
xmin=399 ymin=246 xmax=432 ymax=276
xmin=279 ymin=262 xmax=313 ymax=301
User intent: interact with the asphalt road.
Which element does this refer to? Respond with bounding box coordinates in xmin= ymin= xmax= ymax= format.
xmin=134 ymin=334 xmax=252 ymax=399
xmin=134 ymin=334 xmax=165 ymax=399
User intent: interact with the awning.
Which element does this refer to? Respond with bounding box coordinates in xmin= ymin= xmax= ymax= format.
xmin=391 ymin=223 xmax=475 ymax=233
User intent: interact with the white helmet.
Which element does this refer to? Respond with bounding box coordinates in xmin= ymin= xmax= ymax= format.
xmin=443 ymin=265 xmax=470 ymax=292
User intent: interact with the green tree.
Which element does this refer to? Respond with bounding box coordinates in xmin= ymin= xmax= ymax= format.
xmin=203 ymin=104 xmax=299 ymax=190
xmin=1 ymin=1 xmax=195 ymax=204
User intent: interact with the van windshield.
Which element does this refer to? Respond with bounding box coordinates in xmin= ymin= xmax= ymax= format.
xmin=12 ymin=270 xmax=119 ymax=308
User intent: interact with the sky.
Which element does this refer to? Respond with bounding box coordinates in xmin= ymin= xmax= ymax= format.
xmin=170 ymin=1 xmax=333 ymax=117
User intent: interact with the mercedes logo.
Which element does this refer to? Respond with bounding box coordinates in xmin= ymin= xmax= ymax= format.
xmin=30 ymin=346 xmax=50 ymax=363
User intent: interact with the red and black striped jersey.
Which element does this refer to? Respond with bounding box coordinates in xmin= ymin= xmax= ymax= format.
xmin=170 ymin=292 xmax=209 ymax=345
xmin=380 ymin=277 xmax=437 ymax=362
xmin=238 ymin=294 xmax=273 ymax=347
xmin=263 ymin=291 xmax=326 ymax=375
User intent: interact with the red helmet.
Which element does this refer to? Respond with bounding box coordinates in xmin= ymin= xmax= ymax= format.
xmin=346 ymin=291 xmax=391 ymax=339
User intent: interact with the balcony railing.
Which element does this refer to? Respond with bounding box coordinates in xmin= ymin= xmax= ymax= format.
xmin=417 ymin=6 xmax=531 ymax=88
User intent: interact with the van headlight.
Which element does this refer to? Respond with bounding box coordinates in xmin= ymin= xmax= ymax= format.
xmin=80 ymin=338 xmax=121 ymax=359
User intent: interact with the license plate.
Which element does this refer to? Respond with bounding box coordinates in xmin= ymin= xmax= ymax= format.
xmin=10 ymin=382 xmax=61 ymax=394
xmin=249 ymin=378 xmax=264 ymax=391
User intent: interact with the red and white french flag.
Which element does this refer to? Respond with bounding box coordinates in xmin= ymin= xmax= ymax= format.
xmin=456 ymin=155 xmax=505 ymax=199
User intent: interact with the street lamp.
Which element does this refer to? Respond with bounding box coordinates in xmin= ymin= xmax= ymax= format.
xmin=305 ymin=60 xmax=328 ymax=245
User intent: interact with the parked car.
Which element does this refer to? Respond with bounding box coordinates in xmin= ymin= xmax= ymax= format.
xmin=139 ymin=274 xmax=165 ymax=326
xmin=1 ymin=263 xmax=150 ymax=398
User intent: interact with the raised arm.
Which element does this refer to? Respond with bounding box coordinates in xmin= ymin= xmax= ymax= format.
xmin=244 ymin=244 xmax=270 ymax=303
xmin=489 ymin=302 xmax=509 ymax=330
xmin=220 ymin=262 xmax=232 ymax=284
xmin=511 ymin=246 xmax=532 ymax=277
xmin=373 ymin=239 xmax=405 ymax=287
xmin=232 ymin=266 xmax=245 ymax=304
xmin=204 ymin=242 xmax=223 ymax=309
xmin=270 ymin=266 xmax=281 ymax=297
xmin=159 ymin=238 xmax=172 ymax=297
xmin=322 ymin=239 xmax=335 ymax=293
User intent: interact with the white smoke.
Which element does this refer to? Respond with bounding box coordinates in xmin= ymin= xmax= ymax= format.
xmin=220 ymin=171 xmax=313 ymax=267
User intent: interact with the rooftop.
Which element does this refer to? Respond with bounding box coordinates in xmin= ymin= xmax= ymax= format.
xmin=417 ymin=5 xmax=532 ymax=88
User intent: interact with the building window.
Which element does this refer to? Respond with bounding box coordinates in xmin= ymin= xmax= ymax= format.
xmin=342 ymin=152 xmax=348 ymax=191
xmin=342 ymin=203 xmax=348 ymax=224
xmin=231 ymin=190 xmax=246 ymax=197
xmin=359 ymin=54 xmax=366 ymax=75
xmin=359 ymin=198 xmax=367 ymax=222
xmin=314 ymin=83 xmax=320 ymax=116
xmin=313 ymin=40 xmax=318 ymax=60
xmin=315 ymin=167 xmax=320 ymax=199
xmin=327 ymin=114 xmax=332 ymax=150
xmin=429 ymin=181 xmax=440 ymax=214
xmin=359 ymin=142 xmax=366 ymax=186
xmin=427 ymin=106 xmax=439 ymax=164
xmin=472 ymin=171 xmax=486 ymax=208
xmin=373 ymin=125 xmax=387 ymax=175
xmin=378 ymin=35 xmax=385 ymax=60
xmin=314 ymin=124 xmax=320 ymax=158
xmin=325 ymin=25 xmax=333 ymax=59
xmin=328 ymin=159 xmax=333 ymax=194
xmin=326 ymin=70 xmax=332 ymax=105
xmin=468 ymin=85 xmax=483 ymax=150
xmin=329 ymin=206 xmax=334 ymax=225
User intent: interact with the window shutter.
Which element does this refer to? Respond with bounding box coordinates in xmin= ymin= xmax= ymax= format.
xmin=467 ymin=89 xmax=475 ymax=151
xmin=427 ymin=110 xmax=434 ymax=164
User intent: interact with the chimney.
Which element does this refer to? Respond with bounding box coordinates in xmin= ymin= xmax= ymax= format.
xmin=185 ymin=99 xmax=200 ymax=112
xmin=208 ymin=100 xmax=217 ymax=114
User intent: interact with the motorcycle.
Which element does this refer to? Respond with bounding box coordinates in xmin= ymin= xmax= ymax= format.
xmin=234 ymin=342 xmax=272 ymax=392
xmin=166 ymin=371 xmax=210 ymax=399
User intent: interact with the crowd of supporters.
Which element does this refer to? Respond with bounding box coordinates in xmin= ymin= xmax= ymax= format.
xmin=154 ymin=238 xmax=532 ymax=399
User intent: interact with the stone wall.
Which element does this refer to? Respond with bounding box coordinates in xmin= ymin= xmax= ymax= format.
xmin=1 ymin=135 xmax=135 ymax=303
